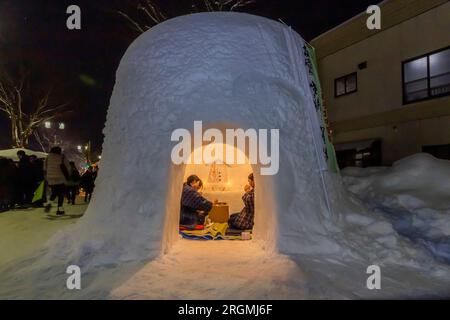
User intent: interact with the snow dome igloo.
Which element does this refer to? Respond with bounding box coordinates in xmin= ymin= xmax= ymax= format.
xmin=51 ymin=12 xmax=347 ymax=266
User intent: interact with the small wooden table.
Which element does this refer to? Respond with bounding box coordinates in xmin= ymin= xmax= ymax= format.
xmin=209 ymin=202 xmax=229 ymax=223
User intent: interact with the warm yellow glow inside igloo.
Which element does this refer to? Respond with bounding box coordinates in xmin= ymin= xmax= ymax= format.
xmin=183 ymin=143 xmax=253 ymax=213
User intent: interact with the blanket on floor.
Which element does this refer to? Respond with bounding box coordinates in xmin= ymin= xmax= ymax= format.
xmin=179 ymin=222 xmax=252 ymax=240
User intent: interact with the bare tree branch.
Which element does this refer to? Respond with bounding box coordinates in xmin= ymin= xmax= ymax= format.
xmin=203 ymin=0 xmax=214 ymax=11
xmin=230 ymin=0 xmax=255 ymax=11
xmin=119 ymin=0 xmax=256 ymax=34
xmin=141 ymin=0 xmax=167 ymax=22
xmin=33 ymin=131 xmax=47 ymax=152
xmin=0 ymin=73 xmax=68 ymax=148
xmin=138 ymin=5 xmax=161 ymax=25
xmin=118 ymin=10 xmax=147 ymax=33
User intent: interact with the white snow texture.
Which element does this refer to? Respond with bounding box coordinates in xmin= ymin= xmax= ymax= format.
xmin=342 ymin=153 xmax=450 ymax=263
xmin=343 ymin=153 xmax=450 ymax=214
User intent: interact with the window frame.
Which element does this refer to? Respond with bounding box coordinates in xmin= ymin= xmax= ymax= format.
xmin=334 ymin=72 xmax=358 ymax=98
xmin=402 ymin=45 xmax=450 ymax=105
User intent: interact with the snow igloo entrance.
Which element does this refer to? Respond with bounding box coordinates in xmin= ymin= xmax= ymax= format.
xmin=162 ymin=124 xmax=277 ymax=245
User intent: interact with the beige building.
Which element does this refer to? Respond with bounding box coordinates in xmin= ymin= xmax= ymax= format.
xmin=311 ymin=0 xmax=450 ymax=168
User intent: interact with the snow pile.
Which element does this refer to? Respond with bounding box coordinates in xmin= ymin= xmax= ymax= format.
xmin=342 ymin=153 xmax=450 ymax=262
xmin=342 ymin=153 xmax=450 ymax=213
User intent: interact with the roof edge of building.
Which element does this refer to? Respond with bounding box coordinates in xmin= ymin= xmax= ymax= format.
xmin=310 ymin=0 xmax=448 ymax=60
xmin=310 ymin=0 xmax=389 ymax=43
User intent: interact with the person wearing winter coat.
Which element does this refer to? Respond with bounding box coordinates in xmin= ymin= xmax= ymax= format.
xmin=179 ymin=175 xmax=213 ymax=228
xmin=228 ymin=173 xmax=255 ymax=230
xmin=44 ymin=146 xmax=70 ymax=215
xmin=66 ymin=162 xmax=81 ymax=205
xmin=80 ymin=166 xmax=95 ymax=202
xmin=0 ymin=157 xmax=16 ymax=212
xmin=16 ymin=150 xmax=34 ymax=207
xmin=30 ymin=156 xmax=45 ymax=207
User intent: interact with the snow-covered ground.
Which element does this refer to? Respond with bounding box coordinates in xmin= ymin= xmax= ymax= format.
xmin=111 ymin=240 xmax=308 ymax=300
xmin=111 ymin=239 xmax=450 ymax=300
xmin=342 ymin=153 xmax=450 ymax=264
xmin=0 ymin=201 xmax=87 ymax=266
xmin=0 ymin=201 xmax=138 ymax=300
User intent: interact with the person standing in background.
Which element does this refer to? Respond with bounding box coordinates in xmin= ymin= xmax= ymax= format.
xmin=43 ymin=147 xmax=70 ymax=215
xmin=66 ymin=162 xmax=81 ymax=205
xmin=29 ymin=155 xmax=45 ymax=207
xmin=16 ymin=150 xmax=34 ymax=207
xmin=0 ymin=158 xmax=16 ymax=212
xmin=80 ymin=166 xmax=95 ymax=202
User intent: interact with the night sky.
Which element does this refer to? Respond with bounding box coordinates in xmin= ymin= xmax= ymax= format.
xmin=0 ymin=0 xmax=382 ymax=152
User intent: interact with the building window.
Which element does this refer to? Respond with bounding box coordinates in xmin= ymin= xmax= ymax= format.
xmin=335 ymin=72 xmax=357 ymax=97
xmin=403 ymin=46 xmax=450 ymax=104
xmin=335 ymin=139 xmax=382 ymax=169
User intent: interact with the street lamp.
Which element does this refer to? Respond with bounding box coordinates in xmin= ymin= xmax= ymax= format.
xmin=77 ymin=145 xmax=82 ymax=151
xmin=43 ymin=121 xmax=65 ymax=146
xmin=86 ymin=141 xmax=91 ymax=164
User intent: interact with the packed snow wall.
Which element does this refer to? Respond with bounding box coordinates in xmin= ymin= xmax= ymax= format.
xmin=46 ymin=13 xmax=394 ymax=267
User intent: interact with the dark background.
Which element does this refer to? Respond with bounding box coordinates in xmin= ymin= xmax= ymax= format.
xmin=0 ymin=0 xmax=382 ymax=153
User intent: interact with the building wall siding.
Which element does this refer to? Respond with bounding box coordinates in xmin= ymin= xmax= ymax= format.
xmin=333 ymin=115 xmax=450 ymax=165
xmin=312 ymin=0 xmax=449 ymax=60
xmin=312 ymin=1 xmax=450 ymax=165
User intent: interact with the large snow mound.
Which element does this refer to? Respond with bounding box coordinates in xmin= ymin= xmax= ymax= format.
xmin=342 ymin=153 xmax=450 ymax=263
xmin=342 ymin=153 xmax=450 ymax=212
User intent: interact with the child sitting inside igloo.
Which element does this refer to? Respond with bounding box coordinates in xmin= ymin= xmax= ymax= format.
xmin=228 ymin=173 xmax=255 ymax=230
xmin=180 ymin=175 xmax=213 ymax=228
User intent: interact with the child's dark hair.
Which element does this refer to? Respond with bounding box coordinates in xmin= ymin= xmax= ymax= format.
xmin=248 ymin=173 xmax=254 ymax=181
xmin=185 ymin=175 xmax=202 ymax=188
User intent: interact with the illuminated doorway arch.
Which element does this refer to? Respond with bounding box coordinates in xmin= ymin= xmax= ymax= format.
xmin=162 ymin=126 xmax=278 ymax=253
